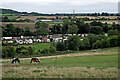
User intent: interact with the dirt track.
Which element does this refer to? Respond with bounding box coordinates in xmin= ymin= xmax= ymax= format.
xmin=1 ymin=52 xmax=118 ymax=62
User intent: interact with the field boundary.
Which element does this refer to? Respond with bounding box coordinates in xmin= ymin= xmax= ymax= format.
xmin=2 ymin=52 xmax=118 ymax=62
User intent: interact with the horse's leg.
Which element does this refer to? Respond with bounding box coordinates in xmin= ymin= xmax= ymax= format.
xmin=18 ymin=60 xmax=20 ymax=64
xmin=12 ymin=60 xmax=14 ymax=64
xmin=30 ymin=60 xmax=32 ymax=64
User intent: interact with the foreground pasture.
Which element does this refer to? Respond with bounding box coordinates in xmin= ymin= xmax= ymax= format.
xmin=2 ymin=52 xmax=118 ymax=78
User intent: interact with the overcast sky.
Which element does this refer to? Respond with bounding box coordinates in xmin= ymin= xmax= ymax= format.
xmin=0 ymin=0 xmax=119 ymax=13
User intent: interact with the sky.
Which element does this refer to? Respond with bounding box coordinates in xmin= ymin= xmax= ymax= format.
xmin=0 ymin=0 xmax=119 ymax=13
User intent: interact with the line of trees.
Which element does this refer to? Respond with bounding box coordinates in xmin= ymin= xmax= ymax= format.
xmin=1 ymin=19 xmax=120 ymax=36
xmin=54 ymin=34 xmax=119 ymax=51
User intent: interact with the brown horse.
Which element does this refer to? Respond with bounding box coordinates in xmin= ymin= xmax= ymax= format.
xmin=30 ymin=58 xmax=40 ymax=64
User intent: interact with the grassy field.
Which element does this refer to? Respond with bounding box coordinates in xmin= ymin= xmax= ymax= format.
xmin=17 ymin=43 xmax=51 ymax=51
xmin=2 ymin=47 xmax=118 ymax=78
xmin=8 ymin=17 xmax=18 ymax=20
xmin=0 ymin=14 xmax=16 ymax=16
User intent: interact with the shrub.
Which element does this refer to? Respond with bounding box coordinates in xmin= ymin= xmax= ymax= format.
xmin=56 ymin=42 xmax=66 ymax=51
xmin=93 ymin=40 xmax=101 ymax=49
xmin=79 ymin=40 xmax=85 ymax=50
xmin=109 ymin=36 xmax=118 ymax=47
xmin=90 ymin=26 xmax=103 ymax=35
xmin=28 ymin=46 xmax=35 ymax=55
xmin=41 ymin=48 xmax=50 ymax=54
xmin=101 ymin=39 xmax=110 ymax=48
xmin=107 ymin=30 xmax=119 ymax=36
xmin=83 ymin=38 xmax=90 ymax=50
xmin=49 ymin=46 xmax=56 ymax=53
xmin=2 ymin=46 xmax=16 ymax=58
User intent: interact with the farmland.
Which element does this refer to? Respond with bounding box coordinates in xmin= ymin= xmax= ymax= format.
xmin=2 ymin=47 xmax=118 ymax=78
xmin=18 ymin=43 xmax=51 ymax=51
xmin=2 ymin=20 xmax=118 ymax=32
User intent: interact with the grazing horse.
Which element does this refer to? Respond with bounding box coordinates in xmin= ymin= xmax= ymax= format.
xmin=12 ymin=58 xmax=20 ymax=64
xmin=30 ymin=58 xmax=40 ymax=64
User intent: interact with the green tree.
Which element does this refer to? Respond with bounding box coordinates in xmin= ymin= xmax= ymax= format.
xmin=107 ymin=30 xmax=119 ymax=36
xmin=79 ymin=40 xmax=85 ymax=50
xmin=101 ymin=39 xmax=110 ymax=48
xmin=90 ymin=26 xmax=103 ymax=35
xmin=28 ymin=46 xmax=34 ymax=55
xmin=67 ymin=25 xmax=79 ymax=35
xmin=83 ymin=38 xmax=90 ymax=50
xmin=93 ymin=40 xmax=101 ymax=49
xmin=109 ymin=36 xmax=118 ymax=47
xmin=56 ymin=42 xmax=66 ymax=51
xmin=67 ymin=35 xmax=80 ymax=51
xmin=35 ymin=21 xmax=48 ymax=29
xmin=2 ymin=46 xmax=16 ymax=58
xmin=36 ymin=27 xmax=48 ymax=36
xmin=49 ymin=46 xmax=56 ymax=53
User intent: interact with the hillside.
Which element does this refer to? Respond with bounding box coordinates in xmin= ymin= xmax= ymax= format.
xmin=0 ymin=8 xmax=21 ymax=15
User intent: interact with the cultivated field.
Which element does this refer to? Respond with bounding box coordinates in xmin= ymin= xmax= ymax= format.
xmin=2 ymin=22 xmax=35 ymax=31
xmin=2 ymin=47 xmax=118 ymax=78
xmin=16 ymin=16 xmax=118 ymax=20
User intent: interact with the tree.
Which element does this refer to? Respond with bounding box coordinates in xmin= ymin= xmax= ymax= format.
xmin=103 ymin=23 xmax=109 ymax=33
xmin=90 ymin=26 xmax=103 ymax=35
xmin=83 ymin=38 xmax=90 ymax=50
xmin=56 ymin=42 xmax=66 ymax=51
xmin=67 ymin=35 xmax=80 ymax=51
xmin=79 ymin=40 xmax=85 ymax=50
xmin=107 ymin=30 xmax=119 ymax=36
xmin=2 ymin=46 xmax=16 ymax=58
xmin=90 ymin=21 xmax=103 ymax=27
xmin=62 ymin=19 xmax=70 ymax=34
xmin=28 ymin=46 xmax=34 ymax=55
xmin=86 ymin=34 xmax=99 ymax=49
xmin=67 ymin=25 xmax=79 ymax=35
xmin=49 ymin=46 xmax=56 ymax=53
xmin=36 ymin=27 xmax=48 ymax=36
xmin=109 ymin=36 xmax=118 ymax=47
xmin=35 ymin=21 xmax=48 ymax=29
xmin=93 ymin=40 xmax=101 ymax=49
xmin=101 ymin=39 xmax=110 ymax=48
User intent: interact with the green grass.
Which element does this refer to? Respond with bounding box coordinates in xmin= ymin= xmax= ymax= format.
xmin=8 ymin=17 xmax=18 ymax=20
xmin=3 ymin=54 xmax=118 ymax=68
xmin=48 ymin=22 xmax=63 ymax=24
xmin=17 ymin=43 xmax=51 ymax=51
xmin=0 ymin=14 xmax=16 ymax=16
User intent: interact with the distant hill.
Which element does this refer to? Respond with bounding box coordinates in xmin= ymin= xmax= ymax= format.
xmin=0 ymin=8 xmax=21 ymax=15
xmin=0 ymin=8 xmax=119 ymax=16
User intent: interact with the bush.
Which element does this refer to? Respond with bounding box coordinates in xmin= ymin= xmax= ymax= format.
xmin=101 ymin=39 xmax=110 ymax=48
xmin=107 ymin=30 xmax=119 ymax=36
xmin=56 ymin=42 xmax=66 ymax=51
xmin=79 ymin=40 xmax=85 ymax=50
xmin=41 ymin=48 xmax=50 ymax=54
xmin=93 ymin=40 xmax=101 ymax=49
xmin=49 ymin=46 xmax=56 ymax=53
xmin=90 ymin=26 xmax=103 ymax=35
xmin=2 ymin=46 xmax=16 ymax=58
xmin=83 ymin=38 xmax=90 ymax=50
xmin=28 ymin=46 xmax=35 ymax=55
xmin=109 ymin=36 xmax=118 ymax=47
xmin=86 ymin=34 xmax=99 ymax=48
